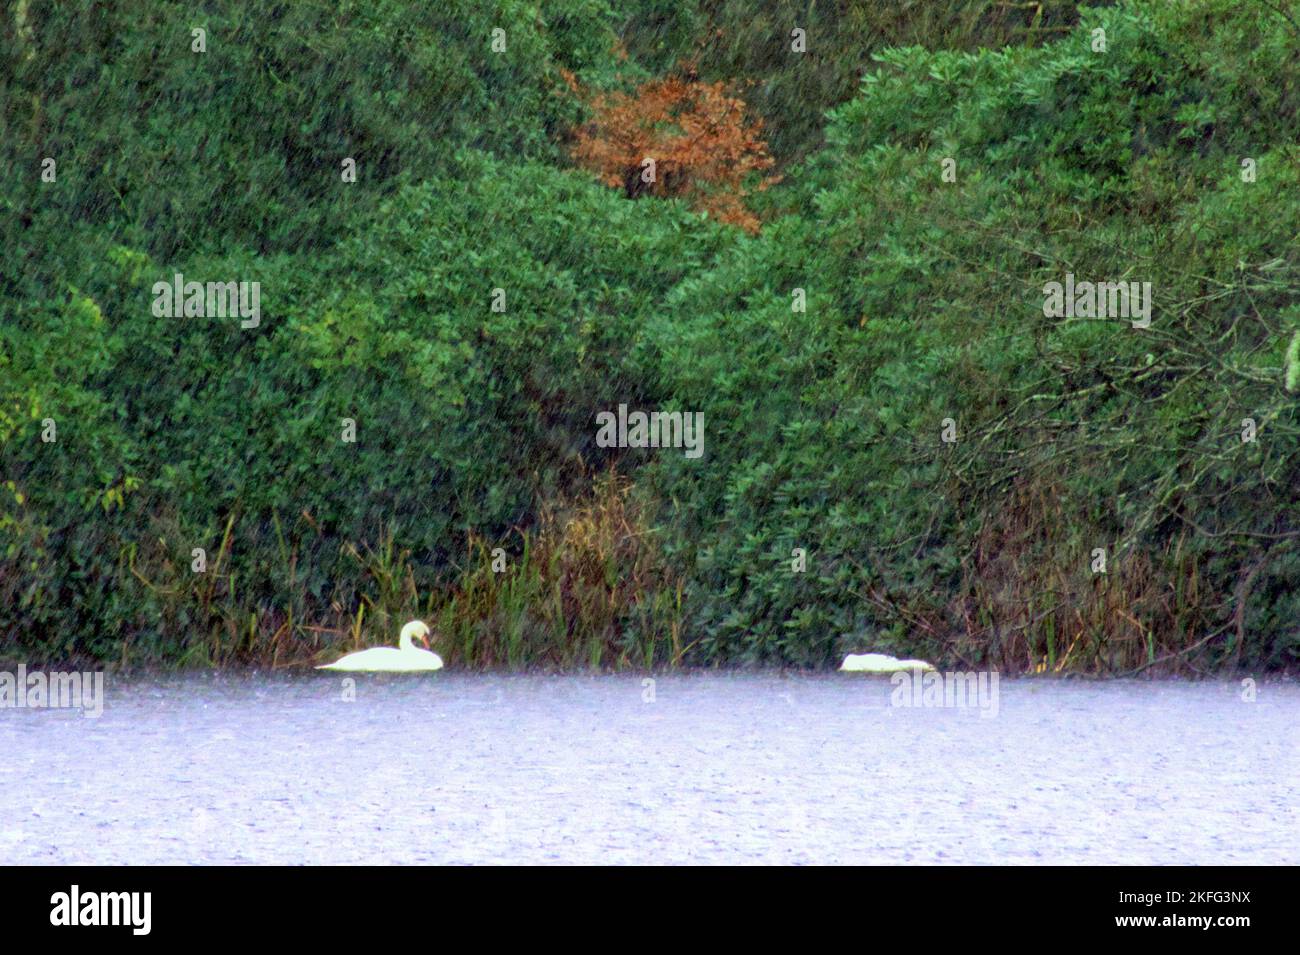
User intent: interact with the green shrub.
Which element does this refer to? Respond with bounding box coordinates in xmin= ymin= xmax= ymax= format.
xmin=635 ymin=0 xmax=1300 ymax=671
xmin=2 ymin=0 xmax=622 ymax=260
xmin=4 ymin=0 xmax=1297 ymax=674
xmin=1 ymin=149 xmax=726 ymax=663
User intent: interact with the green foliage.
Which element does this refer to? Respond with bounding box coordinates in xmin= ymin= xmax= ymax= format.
xmin=616 ymin=0 xmax=1091 ymax=166
xmin=1 ymin=148 xmax=725 ymax=662
xmin=2 ymin=0 xmax=622 ymax=260
xmin=634 ymin=0 xmax=1300 ymax=671
xmin=3 ymin=0 xmax=1298 ymax=673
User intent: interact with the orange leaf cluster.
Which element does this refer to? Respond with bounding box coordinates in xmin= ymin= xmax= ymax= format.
xmin=569 ymin=75 xmax=779 ymax=233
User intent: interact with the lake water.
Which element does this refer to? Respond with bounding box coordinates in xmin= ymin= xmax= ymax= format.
xmin=1 ymin=673 xmax=1296 ymax=864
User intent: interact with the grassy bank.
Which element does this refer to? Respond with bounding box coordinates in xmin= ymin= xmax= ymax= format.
xmin=3 ymin=1 xmax=1298 ymax=673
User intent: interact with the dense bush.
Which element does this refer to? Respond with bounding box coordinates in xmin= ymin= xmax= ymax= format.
xmin=3 ymin=0 xmax=1297 ymax=673
xmin=1 ymin=148 xmax=727 ymax=662
xmin=1 ymin=0 xmax=622 ymax=260
xmin=635 ymin=0 xmax=1300 ymax=672
xmin=1 ymin=0 xmax=700 ymax=662
xmin=615 ymin=0 xmax=1092 ymax=166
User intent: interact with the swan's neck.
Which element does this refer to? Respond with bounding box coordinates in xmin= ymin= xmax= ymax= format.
xmin=398 ymin=630 xmax=416 ymax=651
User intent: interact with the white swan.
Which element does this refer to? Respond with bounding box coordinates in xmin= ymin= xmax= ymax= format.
xmin=316 ymin=620 xmax=444 ymax=672
xmin=840 ymin=652 xmax=935 ymax=673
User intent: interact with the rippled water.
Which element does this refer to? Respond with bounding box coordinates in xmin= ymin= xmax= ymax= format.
xmin=1 ymin=672 xmax=1296 ymax=864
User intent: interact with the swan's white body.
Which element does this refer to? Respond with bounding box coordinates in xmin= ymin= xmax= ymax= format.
xmin=840 ymin=652 xmax=935 ymax=673
xmin=317 ymin=620 xmax=444 ymax=672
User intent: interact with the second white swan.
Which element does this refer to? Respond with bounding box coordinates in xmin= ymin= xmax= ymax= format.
xmin=839 ymin=652 xmax=935 ymax=673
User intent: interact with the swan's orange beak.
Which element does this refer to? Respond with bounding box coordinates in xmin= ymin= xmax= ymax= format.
xmin=420 ymin=633 xmax=432 ymax=649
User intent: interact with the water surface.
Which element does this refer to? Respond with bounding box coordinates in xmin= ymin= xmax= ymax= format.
xmin=2 ymin=673 xmax=1295 ymax=864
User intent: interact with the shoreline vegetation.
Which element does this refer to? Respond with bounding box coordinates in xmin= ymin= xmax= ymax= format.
xmin=3 ymin=1 xmax=1298 ymax=675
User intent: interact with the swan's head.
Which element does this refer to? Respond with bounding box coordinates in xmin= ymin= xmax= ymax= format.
xmin=399 ymin=619 xmax=432 ymax=650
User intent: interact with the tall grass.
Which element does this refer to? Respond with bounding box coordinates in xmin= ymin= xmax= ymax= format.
xmin=875 ymin=475 xmax=1229 ymax=676
xmin=3 ymin=473 xmax=686 ymax=671
xmin=433 ymin=473 xmax=687 ymax=670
